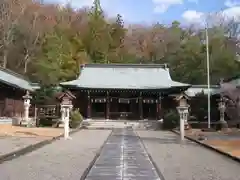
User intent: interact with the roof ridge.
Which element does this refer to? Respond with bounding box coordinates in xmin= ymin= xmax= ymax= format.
xmin=81 ymin=63 xmax=169 ymax=69
xmin=0 ymin=66 xmax=30 ymax=82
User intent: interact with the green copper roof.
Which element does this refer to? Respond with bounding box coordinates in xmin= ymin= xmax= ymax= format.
xmin=61 ymin=64 xmax=190 ymax=90
xmin=0 ymin=67 xmax=38 ymax=91
xmin=184 ymin=85 xmax=220 ymax=97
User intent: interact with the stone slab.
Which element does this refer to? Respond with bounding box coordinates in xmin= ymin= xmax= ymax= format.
xmin=85 ymin=128 xmax=161 ymax=180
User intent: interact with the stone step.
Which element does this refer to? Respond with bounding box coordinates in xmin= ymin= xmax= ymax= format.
xmin=0 ymin=118 xmax=12 ymax=124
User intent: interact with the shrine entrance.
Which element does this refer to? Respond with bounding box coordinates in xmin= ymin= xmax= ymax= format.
xmin=143 ymin=101 xmax=157 ymax=120
xmin=91 ymin=97 xmax=106 ymax=119
xmin=75 ymin=90 xmax=163 ymax=120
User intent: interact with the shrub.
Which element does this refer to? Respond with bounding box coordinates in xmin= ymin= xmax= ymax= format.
xmin=38 ymin=117 xmax=53 ymax=127
xmin=162 ymin=109 xmax=179 ymax=130
xmin=70 ymin=109 xmax=83 ymax=128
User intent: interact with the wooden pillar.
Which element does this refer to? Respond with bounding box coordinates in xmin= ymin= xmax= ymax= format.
xmin=156 ymin=98 xmax=159 ymax=120
xmin=157 ymin=93 xmax=162 ymax=119
xmin=87 ymin=90 xmax=91 ymax=119
xmin=106 ymin=91 xmax=110 ymax=119
xmin=139 ymin=92 xmax=143 ymax=120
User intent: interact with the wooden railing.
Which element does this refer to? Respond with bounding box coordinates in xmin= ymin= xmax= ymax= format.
xmin=36 ymin=105 xmax=61 ymax=119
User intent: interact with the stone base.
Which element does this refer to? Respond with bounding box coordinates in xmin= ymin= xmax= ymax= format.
xmin=184 ymin=122 xmax=191 ymax=130
xmin=64 ymin=136 xmax=72 ymax=140
xmin=20 ymin=119 xmax=36 ymax=127
xmin=20 ymin=120 xmax=28 ymax=126
xmin=84 ymin=118 xmax=92 ymax=121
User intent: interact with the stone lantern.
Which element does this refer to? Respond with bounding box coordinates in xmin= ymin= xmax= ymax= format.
xmin=58 ymin=91 xmax=76 ymax=140
xmin=22 ymin=91 xmax=32 ymax=127
xmin=175 ymin=93 xmax=190 ymax=141
xmin=218 ymin=96 xmax=228 ymax=130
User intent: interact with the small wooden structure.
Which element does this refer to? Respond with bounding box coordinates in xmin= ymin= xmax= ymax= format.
xmin=175 ymin=93 xmax=191 ymax=130
xmin=57 ymin=91 xmax=76 ymax=105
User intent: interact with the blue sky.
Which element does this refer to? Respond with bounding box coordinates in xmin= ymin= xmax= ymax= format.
xmin=45 ymin=0 xmax=240 ymax=25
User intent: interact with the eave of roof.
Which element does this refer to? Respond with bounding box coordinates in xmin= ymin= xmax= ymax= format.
xmin=61 ymin=63 xmax=190 ymax=90
xmin=0 ymin=67 xmax=39 ymax=92
xmin=185 ymin=85 xmax=220 ymax=97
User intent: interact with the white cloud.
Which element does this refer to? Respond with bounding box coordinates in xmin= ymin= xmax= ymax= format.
xmin=182 ymin=10 xmax=204 ymax=23
xmin=182 ymin=5 xmax=240 ymax=25
xmin=153 ymin=0 xmax=183 ymax=13
xmin=224 ymin=0 xmax=240 ymax=7
xmin=222 ymin=6 xmax=240 ymax=21
xmin=153 ymin=0 xmax=198 ymax=14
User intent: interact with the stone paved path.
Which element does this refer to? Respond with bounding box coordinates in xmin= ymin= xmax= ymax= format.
xmin=137 ymin=130 xmax=240 ymax=180
xmin=85 ymin=128 xmax=160 ymax=180
xmin=0 ymin=130 xmax=111 ymax=180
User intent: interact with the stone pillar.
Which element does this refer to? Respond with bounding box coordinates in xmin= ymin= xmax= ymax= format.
xmin=61 ymin=105 xmax=72 ymax=140
xmin=64 ymin=107 xmax=70 ymax=139
xmin=177 ymin=107 xmax=189 ymax=141
xmin=218 ymin=97 xmax=228 ymax=129
xmin=58 ymin=91 xmax=76 ymax=140
xmin=22 ymin=91 xmax=32 ymax=127
xmin=176 ymin=95 xmax=190 ymax=141
xmin=139 ymin=92 xmax=143 ymax=120
xmin=61 ymin=107 xmax=65 ymax=123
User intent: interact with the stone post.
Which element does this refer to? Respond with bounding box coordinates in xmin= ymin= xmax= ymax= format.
xmin=218 ymin=96 xmax=228 ymax=130
xmin=22 ymin=91 xmax=32 ymax=127
xmin=61 ymin=104 xmax=72 ymax=140
xmin=177 ymin=106 xmax=189 ymax=141
xmin=176 ymin=93 xmax=190 ymax=141
xmin=58 ymin=91 xmax=76 ymax=140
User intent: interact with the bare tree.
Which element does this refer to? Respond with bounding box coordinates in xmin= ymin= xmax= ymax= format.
xmin=220 ymin=82 xmax=240 ymax=125
xmin=124 ymin=23 xmax=169 ymax=63
xmin=0 ymin=0 xmax=31 ymax=68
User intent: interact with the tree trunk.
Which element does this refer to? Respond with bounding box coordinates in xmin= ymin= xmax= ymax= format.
xmin=2 ymin=49 xmax=8 ymax=68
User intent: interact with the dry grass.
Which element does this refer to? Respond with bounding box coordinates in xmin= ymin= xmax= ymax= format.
xmin=205 ymin=140 xmax=240 ymax=158
xmin=182 ymin=128 xmax=240 ymax=158
xmin=0 ymin=125 xmax=64 ymax=139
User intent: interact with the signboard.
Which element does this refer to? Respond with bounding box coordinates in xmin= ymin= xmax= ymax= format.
xmin=91 ymin=98 xmax=106 ymax=103
xmin=118 ymin=98 xmax=130 ymax=104
xmin=62 ymin=96 xmax=72 ymax=105
xmin=143 ymin=98 xmax=157 ymax=104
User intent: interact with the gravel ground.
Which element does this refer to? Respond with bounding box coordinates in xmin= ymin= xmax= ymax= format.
xmin=137 ymin=130 xmax=240 ymax=180
xmin=0 ymin=130 xmax=111 ymax=180
xmin=0 ymin=136 xmax=44 ymax=156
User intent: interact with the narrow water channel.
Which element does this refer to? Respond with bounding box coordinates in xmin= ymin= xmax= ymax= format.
xmin=85 ymin=128 xmax=161 ymax=180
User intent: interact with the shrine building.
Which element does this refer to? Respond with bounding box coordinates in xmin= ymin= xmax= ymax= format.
xmin=0 ymin=67 xmax=39 ymax=118
xmin=60 ymin=64 xmax=191 ymax=120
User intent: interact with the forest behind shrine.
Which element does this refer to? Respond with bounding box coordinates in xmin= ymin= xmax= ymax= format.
xmin=0 ymin=0 xmax=240 ymax=86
